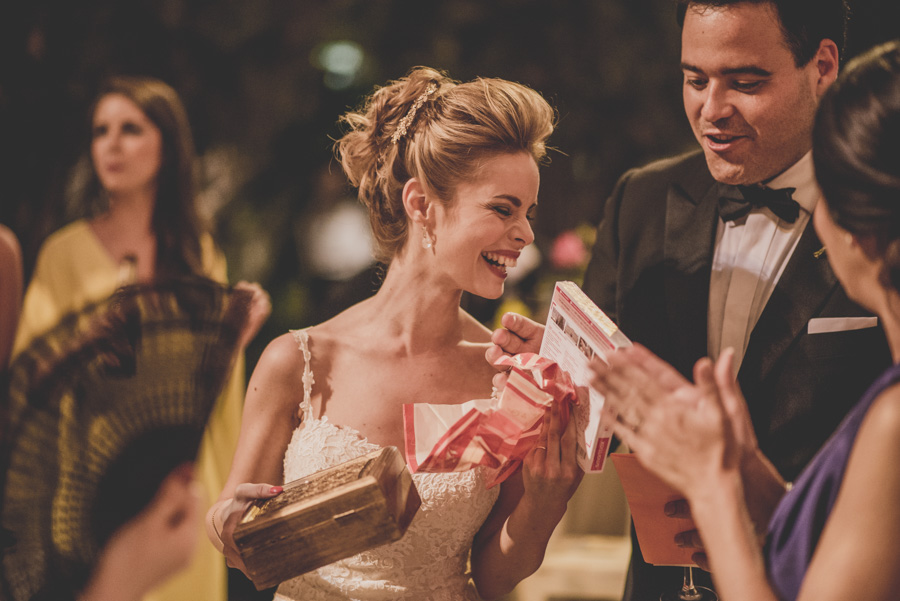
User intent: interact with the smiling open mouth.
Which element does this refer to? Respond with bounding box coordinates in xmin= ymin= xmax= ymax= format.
xmin=482 ymin=252 xmax=517 ymax=274
xmin=707 ymin=134 xmax=742 ymax=144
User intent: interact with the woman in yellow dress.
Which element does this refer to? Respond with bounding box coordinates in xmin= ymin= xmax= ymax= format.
xmin=12 ymin=75 xmax=269 ymax=601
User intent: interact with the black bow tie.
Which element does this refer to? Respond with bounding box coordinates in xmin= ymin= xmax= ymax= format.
xmin=718 ymin=185 xmax=800 ymax=223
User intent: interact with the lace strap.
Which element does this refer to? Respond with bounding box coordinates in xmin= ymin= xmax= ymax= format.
xmin=289 ymin=329 xmax=315 ymax=421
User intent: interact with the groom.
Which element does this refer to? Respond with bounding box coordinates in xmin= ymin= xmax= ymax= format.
xmin=489 ymin=1 xmax=891 ymax=599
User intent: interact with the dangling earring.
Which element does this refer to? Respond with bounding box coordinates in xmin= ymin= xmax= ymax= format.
xmin=421 ymin=228 xmax=434 ymax=250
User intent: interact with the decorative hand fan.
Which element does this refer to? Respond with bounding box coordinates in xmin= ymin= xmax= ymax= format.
xmin=0 ymin=278 xmax=251 ymax=601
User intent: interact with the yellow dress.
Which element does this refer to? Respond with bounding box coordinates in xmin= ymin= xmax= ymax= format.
xmin=13 ymin=220 xmax=242 ymax=601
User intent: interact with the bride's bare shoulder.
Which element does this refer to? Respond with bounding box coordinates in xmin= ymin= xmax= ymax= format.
xmin=307 ymin=300 xmax=387 ymax=349
xmin=253 ymin=332 xmax=308 ymax=377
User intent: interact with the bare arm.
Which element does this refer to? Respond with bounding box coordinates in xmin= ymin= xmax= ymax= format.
xmin=690 ymin=384 xmax=900 ymax=601
xmin=795 ymin=384 xmax=900 ymax=601
xmin=596 ymin=346 xmax=778 ymax=601
xmin=740 ymin=448 xmax=787 ymax=538
xmin=593 ymin=344 xmax=900 ymax=601
xmin=470 ymin=403 xmax=582 ymax=599
xmin=668 ymin=444 xmax=788 ymax=571
xmin=684 ymin=470 xmax=778 ymax=601
xmin=709 ymin=350 xmax=787 ymax=535
xmin=205 ymin=333 xmax=304 ymax=574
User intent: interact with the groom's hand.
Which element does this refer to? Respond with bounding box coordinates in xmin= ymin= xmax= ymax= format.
xmin=666 ymin=500 xmax=710 ymax=571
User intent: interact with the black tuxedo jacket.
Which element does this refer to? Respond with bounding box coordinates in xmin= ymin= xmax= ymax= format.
xmin=582 ymin=149 xmax=891 ymax=601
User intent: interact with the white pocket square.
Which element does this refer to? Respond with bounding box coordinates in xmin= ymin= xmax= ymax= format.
xmin=808 ymin=317 xmax=878 ymax=334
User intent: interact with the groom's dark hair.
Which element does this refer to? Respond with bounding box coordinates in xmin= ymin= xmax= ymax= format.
xmin=674 ymin=0 xmax=849 ymax=66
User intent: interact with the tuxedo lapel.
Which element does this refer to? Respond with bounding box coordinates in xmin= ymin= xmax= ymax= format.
xmin=662 ymin=180 xmax=721 ymax=376
xmin=739 ymin=220 xmax=838 ymax=386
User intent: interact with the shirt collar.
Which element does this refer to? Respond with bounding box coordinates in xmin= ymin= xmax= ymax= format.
xmin=764 ymin=151 xmax=818 ymax=216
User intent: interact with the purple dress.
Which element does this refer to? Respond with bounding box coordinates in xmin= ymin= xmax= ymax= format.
xmin=765 ymin=361 xmax=900 ymax=600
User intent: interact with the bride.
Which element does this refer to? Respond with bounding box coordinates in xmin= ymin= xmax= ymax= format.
xmin=206 ymin=66 xmax=582 ymax=600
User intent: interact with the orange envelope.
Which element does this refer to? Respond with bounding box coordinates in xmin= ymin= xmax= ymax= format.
xmin=610 ymin=453 xmax=698 ymax=566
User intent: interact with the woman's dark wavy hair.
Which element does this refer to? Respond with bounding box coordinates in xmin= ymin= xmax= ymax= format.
xmin=814 ymin=40 xmax=900 ymax=288
xmin=87 ymin=76 xmax=205 ymax=279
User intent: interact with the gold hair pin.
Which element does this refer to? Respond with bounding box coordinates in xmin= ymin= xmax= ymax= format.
xmin=814 ymin=246 xmax=827 ymax=258
xmin=391 ymin=83 xmax=438 ymax=144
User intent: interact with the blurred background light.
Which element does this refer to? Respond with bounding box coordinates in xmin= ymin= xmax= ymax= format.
xmin=303 ymin=200 xmax=374 ymax=280
xmin=313 ymin=40 xmax=365 ymax=90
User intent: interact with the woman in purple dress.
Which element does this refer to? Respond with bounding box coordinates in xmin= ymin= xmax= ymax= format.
xmin=591 ymin=39 xmax=900 ymax=601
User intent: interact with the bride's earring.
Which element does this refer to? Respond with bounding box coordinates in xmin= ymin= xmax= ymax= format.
xmin=421 ymin=228 xmax=434 ymax=250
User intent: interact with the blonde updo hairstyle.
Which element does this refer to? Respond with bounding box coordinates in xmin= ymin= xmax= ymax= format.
xmin=336 ymin=67 xmax=555 ymax=263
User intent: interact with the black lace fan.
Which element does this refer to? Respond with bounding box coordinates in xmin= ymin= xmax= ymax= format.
xmin=0 ymin=278 xmax=251 ymax=601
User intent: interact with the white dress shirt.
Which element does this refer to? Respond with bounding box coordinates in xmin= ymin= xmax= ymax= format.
xmin=708 ymin=151 xmax=820 ymax=370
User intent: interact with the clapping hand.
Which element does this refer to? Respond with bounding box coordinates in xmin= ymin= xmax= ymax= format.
xmin=589 ymin=344 xmax=742 ymax=502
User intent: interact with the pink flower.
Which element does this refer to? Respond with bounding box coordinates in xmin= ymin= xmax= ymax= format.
xmin=550 ymin=230 xmax=587 ymax=269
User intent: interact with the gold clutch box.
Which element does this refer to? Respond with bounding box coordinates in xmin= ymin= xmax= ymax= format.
xmin=233 ymin=446 xmax=421 ymax=590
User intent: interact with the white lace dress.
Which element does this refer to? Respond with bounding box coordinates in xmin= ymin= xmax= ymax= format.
xmin=273 ymin=329 xmax=500 ymax=601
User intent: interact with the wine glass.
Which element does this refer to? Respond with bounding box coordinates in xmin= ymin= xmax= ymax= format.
xmin=660 ymin=567 xmax=717 ymax=601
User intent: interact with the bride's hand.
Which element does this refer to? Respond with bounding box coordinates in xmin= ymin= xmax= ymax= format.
xmin=486 ymin=313 xmax=546 ymax=390
xmin=218 ymin=483 xmax=283 ymax=576
xmin=522 ymin=402 xmax=583 ymax=518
